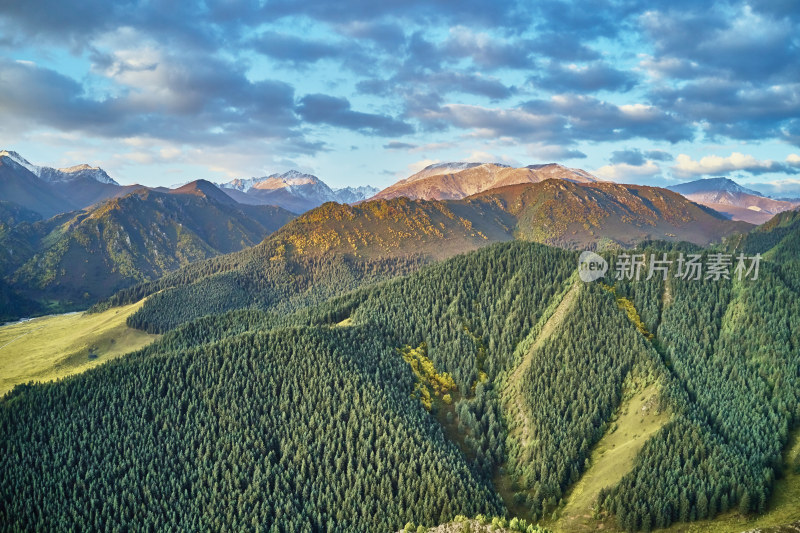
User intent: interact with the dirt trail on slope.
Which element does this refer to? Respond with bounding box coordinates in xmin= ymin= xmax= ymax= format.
xmin=504 ymin=280 xmax=580 ymax=448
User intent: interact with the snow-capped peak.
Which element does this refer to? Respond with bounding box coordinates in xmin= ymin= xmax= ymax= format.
xmin=0 ymin=150 xmax=118 ymax=185
xmin=219 ymin=170 xmax=323 ymax=193
xmin=0 ymin=150 xmax=41 ymax=176
xmin=47 ymin=163 xmax=118 ymax=185
xmin=217 ymin=169 xmax=377 ymax=206
xmin=668 ymin=177 xmax=765 ymax=198
xmin=333 ymin=185 xmax=380 ymax=204
xmin=404 ymin=162 xmax=511 ymax=184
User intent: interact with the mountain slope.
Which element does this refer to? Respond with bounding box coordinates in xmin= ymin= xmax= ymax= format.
xmin=0 ymin=154 xmax=75 ymax=218
xmin=0 ymin=201 xmax=42 ymax=229
xmin=4 ymin=234 xmax=798 ymax=531
xmin=0 ymin=185 xmax=295 ymax=314
xmin=469 ymin=180 xmax=751 ymax=249
xmin=372 ymin=162 xmax=599 ymax=201
xmin=101 ymin=180 xmax=749 ymax=333
xmin=668 ymin=177 xmax=799 ymax=224
xmin=267 ymin=198 xmax=515 ymax=260
xmin=0 ymin=150 xmax=140 ymax=216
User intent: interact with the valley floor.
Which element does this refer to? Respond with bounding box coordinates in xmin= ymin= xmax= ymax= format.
xmin=0 ymin=299 xmax=159 ymax=396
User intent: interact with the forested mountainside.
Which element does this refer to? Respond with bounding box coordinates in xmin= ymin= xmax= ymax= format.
xmin=96 ymin=180 xmax=748 ymax=333
xmin=2 ymin=228 xmax=799 ymax=531
xmin=0 ymin=185 xmax=295 ymax=320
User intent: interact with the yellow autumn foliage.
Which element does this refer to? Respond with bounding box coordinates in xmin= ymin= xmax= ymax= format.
xmin=400 ymin=343 xmax=456 ymax=411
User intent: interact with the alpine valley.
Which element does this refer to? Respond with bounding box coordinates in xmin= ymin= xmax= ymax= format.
xmin=2 ymin=153 xmax=800 ymax=533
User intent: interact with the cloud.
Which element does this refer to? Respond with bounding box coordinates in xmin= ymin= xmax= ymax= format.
xmin=672 ymin=152 xmax=800 ymax=178
xmin=532 ymin=61 xmax=638 ymax=93
xmin=0 ymin=51 xmax=311 ymax=152
xmin=525 ymin=95 xmax=693 ymax=144
xmin=261 ymin=0 xmax=536 ymax=31
xmin=336 ymin=20 xmax=406 ymax=49
xmin=594 ymin=161 xmax=662 ymax=182
xmin=406 ymin=158 xmax=441 ymax=176
xmin=0 ymin=0 xmax=797 ymax=189
xmin=749 ymin=178 xmax=800 ymax=198
xmin=611 ymin=148 xmax=673 ymax=165
xmin=641 ymin=5 xmax=799 ymax=84
xmin=250 ymin=32 xmax=343 ymax=64
xmin=421 ymin=103 xmax=566 ymax=141
xmin=383 ymin=141 xmax=417 ymax=150
xmin=651 ymin=79 xmax=800 ymax=141
xmin=296 ymin=94 xmax=414 ymax=136
xmin=528 ymin=144 xmax=587 ymax=161
xmin=442 ymin=26 xmax=536 ymax=70
xmin=463 ymin=151 xmax=521 ymax=167
xmin=529 ymin=32 xmax=600 ymax=61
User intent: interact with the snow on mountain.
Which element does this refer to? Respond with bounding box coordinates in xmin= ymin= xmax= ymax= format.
xmin=668 ymin=177 xmax=763 ymax=197
xmin=0 ymin=150 xmax=118 ymax=185
xmin=0 ymin=150 xmax=41 ymax=176
xmin=372 ymin=162 xmax=600 ymax=202
xmin=333 ymin=185 xmax=380 ymax=204
xmin=402 ymin=162 xmax=493 ymax=184
xmin=40 ymin=164 xmax=118 ymax=185
xmin=668 ymin=177 xmax=799 ymax=224
xmin=220 ymin=171 xmax=324 ymax=193
xmin=217 ymin=171 xmax=377 ymax=212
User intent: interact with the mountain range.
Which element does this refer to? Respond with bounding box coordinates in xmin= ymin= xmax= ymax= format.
xmin=217 ymin=170 xmax=379 ymax=213
xmin=371 ymin=162 xmax=598 ymax=201
xmin=102 ymin=177 xmax=750 ymax=333
xmin=0 ymin=179 xmax=294 ymax=319
xmin=0 ymin=151 xmax=379 ymax=219
xmin=3 ymin=151 xmax=800 ymax=533
xmin=0 ymin=150 xmax=139 ymax=218
xmin=5 ymin=207 xmax=799 ymax=533
xmin=3 ymin=151 xmax=794 ymax=323
xmin=667 ymin=177 xmax=800 ymax=224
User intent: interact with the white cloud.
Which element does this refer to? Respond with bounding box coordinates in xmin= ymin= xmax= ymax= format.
xmin=749 ymin=178 xmax=800 ymax=198
xmin=594 ymin=161 xmax=661 ymax=182
xmin=428 ymin=104 xmax=561 ymax=141
xmin=672 ymin=152 xmax=800 ymax=177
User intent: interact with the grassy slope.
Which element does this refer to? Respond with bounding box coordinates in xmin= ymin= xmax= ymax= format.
xmin=504 ymin=279 xmax=580 ymax=448
xmin=553 ymin=382 xmax=670 ymax=532
xmin=0 ymin=299 xmax=159 ymax=395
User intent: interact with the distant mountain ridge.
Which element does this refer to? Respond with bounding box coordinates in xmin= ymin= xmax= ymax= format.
xmin=668 ymin=177 xmax=799 ymax=224
xmin=100 ymin=178 xmax=751 ymax=334
xmin=200 ymin=178 xmax=750 ymax=265
xmin=0 ymin=151 xmax=379 ymax=219
xmin=217 ymin=171 xmax=379 ymax=213
xmin=0 ymin=150 xmax=117 ymax=185
xmin=0 ymin=150 xmax=138 ymax=218
xmin=371 ymin=162 xmax=599 ymax=201
xmin=0 ymin=180 xmax=295 ymax=319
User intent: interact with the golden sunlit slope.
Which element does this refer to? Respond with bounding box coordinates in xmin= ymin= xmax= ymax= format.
xmin=468 ymin=180 xmax=752 ymax=249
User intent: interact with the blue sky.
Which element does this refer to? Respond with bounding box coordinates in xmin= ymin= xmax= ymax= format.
xmin=1 ymin=0 xmax=799 ymax=195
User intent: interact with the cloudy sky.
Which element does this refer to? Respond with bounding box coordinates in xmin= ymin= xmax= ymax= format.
xmin=1 ymin=0 xmax=799 ymax=195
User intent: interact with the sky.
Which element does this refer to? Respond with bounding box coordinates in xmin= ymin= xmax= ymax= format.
xmin=0 ymin=0 xmax=799 ymax=195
